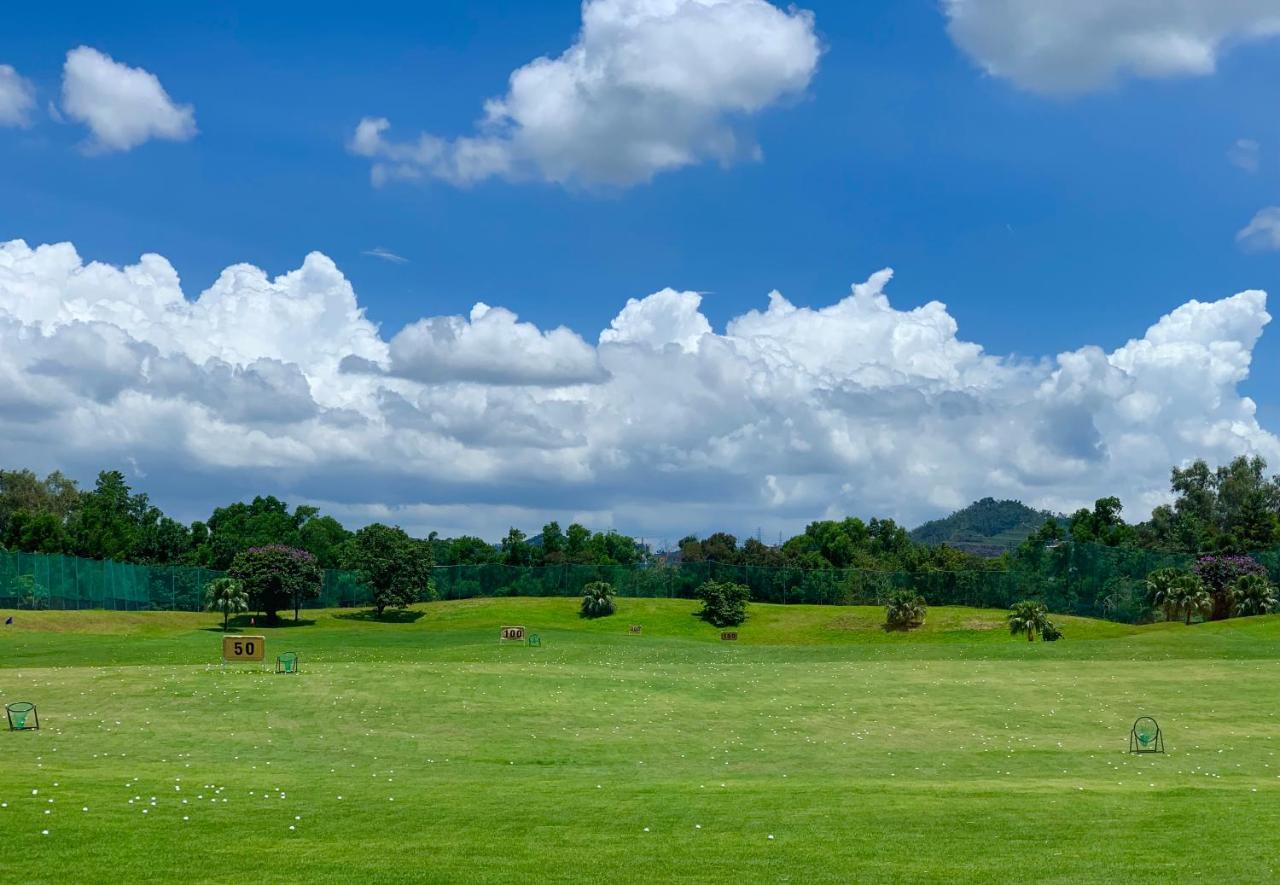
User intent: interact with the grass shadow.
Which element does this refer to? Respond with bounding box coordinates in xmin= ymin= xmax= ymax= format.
xmin=200 ymin=614 xmax=317 ymax=633
xmin=333 ymin=609 xmax=425 ymax=624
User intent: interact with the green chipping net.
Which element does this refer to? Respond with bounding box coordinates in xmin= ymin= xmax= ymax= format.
xmin=6 ymin=702 xmax=38 ymax=731
xmin=275 ymin=652 xmax=299 ymax=674
xmin=1129 ymin=717 xmax=1164 ymax=754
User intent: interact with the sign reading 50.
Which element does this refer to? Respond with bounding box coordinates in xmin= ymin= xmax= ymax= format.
xmin=223 ymin=635 xmax=266 ymax=662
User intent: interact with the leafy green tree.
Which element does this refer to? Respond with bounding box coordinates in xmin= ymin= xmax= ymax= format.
xmin=884 ymin=590 xmax=926 ymax=629
xmin=346 ymin=524 xmax=434 ymax=617
xmin=0 ymin=469 xmax=80 ymax=545
xmin=1229 ymin=573 xmax=1278 ymax=617
xmin=539 ymin=521 xmax=566 ymax=564
xmin=565 ymin=523 xmax=591 ymax=562
xmin=1007 ymin=600 xmax=1051 ymax=642
xmin=2 ymin=511 xmax=69 ymax=553
xmin=204 ymin=577 xmax=249 ymax=631
xmin=199 ymin=496 xmax=310 ymax=570
xmin=12 ymin=575 xmax=48 ymax=610
xmin=66 ymin=470 xmax=146 ymax=560
xmin=299 ymin=515 xmax=353 ymax=569
xmin=1069 ymin=497 xmax=1134 ymax=547
xmin=501 ymin=527 xmax=534 ymax=566
xmin=444 ymin=535 xmax=500 ymax=565
xmin=228 ymin=545 xmax=322 ymax=623
xmin=695 ymin=580 xmax=750 ymax=627
xmin=579 ymin=581 xmax=616 ymax=618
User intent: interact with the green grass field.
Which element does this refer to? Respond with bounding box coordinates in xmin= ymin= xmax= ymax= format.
xmin=3 ymin=598 xmax=1280 ymax=883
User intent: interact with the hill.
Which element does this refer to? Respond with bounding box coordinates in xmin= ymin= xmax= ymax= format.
xmin=910 ymin=497 xmax=1058 ymax=555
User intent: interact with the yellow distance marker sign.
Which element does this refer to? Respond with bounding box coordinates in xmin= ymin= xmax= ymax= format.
xmin=222 ymin=635 xmax=266 ymax=662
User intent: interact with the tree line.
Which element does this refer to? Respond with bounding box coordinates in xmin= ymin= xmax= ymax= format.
xmin=1 ymin=454 xmax=1278 ymax=624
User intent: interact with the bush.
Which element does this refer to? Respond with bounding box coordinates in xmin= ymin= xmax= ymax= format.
xmin=1230 ymin=573 xmax=1278 ymax=617
xmin=884 ymin=590 xmax=926 ymax=629
xmin=580 ymin=581 xmax=616 ymax=618
xmin=1041 ymin=619 xmax=1063 ymax=641
xmin=695 ymin=580 xmax=750 ymax=627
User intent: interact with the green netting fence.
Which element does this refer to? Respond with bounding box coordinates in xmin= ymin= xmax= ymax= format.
xmin=2 ymin=544 xmax=1277 ymax=622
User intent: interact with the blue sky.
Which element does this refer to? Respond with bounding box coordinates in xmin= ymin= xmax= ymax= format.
xmin=2 ymin=1 xmax=1280 ymax=538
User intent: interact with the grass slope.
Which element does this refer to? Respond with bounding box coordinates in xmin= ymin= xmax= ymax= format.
xmin=2 ymin=599 xmax=1279 ymax=883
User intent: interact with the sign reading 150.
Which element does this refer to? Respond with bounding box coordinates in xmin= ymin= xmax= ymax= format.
xmin=222 ymin=635 xmax=266 ymax=661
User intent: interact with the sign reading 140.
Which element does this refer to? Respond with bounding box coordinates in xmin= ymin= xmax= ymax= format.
xmin=222 ymin=635 xmax=266 ymax=662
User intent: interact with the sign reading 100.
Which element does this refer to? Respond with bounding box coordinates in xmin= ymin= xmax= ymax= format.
xmin=222 ymin=635 xmax=266 ymax=662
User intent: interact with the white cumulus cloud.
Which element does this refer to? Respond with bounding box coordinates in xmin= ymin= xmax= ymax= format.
xmin=0 ymin=237 xmax=1276 ymax=539
xmin=0 ymin=64 xmax=36 ymax=127
xmin=61 ymin=46 xmax=196 ymax=152
xmin=944 ymin=0 xmax=1280 ymax=94
xmin=377 ymin=303 xmax=606 ymax=386
xmin=350 ymin=0 xmax=821 ymax=188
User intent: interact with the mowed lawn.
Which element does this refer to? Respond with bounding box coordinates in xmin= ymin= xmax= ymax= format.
xmin=3 ymin=599 xmax=1280 ymax=883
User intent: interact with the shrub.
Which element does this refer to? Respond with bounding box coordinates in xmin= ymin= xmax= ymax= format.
xmin=580 ymin=581 xmax=616 ymax=618
xmin=1041 ymin=619 xmax=1063 ymax=642
xmin=695 ymin=580 xmax=750 ymax=627
xmin=1230 ymin=573 xmax=1278 ymax=617
xmin=884 ymin=590 xmax=926 ymax=629
xmin=228 ymin=545 xmax=322 ymax=623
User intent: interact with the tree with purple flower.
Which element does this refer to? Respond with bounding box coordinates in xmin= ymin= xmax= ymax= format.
xmin=1193 ymin=554 xmax=1269 ymax=621
xmin=228 ymin=545 xmax=322 ymax=623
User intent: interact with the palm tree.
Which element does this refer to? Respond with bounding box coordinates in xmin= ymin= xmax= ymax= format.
xmin=1167 ymin=575 xmax=1212 ymax=626
xmin=1008 ymin=600 xmax=1050 ymax=642
xmin=884 ymin=590 xmax=927 ymax=629
xmin=1145 ymin=567 xmax=1187 ymax=622
xmin=1230 ymin=573 xmax=1278 ymax=617
xmin=205 ymin=577 xmax=249 ymax=631
xmin=580 ymin=581 xmax=616 ymax=619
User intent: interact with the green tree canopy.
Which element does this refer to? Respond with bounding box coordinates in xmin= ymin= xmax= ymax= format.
xmin=228 ymin=545 xmax=322 ymax=623
xmin=346 ymin=523 xmax=434 ymax=617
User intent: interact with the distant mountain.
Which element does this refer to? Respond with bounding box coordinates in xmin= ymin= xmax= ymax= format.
xmin=910 ymin=498 xmax=1059 ymax=557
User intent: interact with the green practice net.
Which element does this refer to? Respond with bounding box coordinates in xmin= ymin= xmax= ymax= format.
xmin=2 ymin=543 xmax=1276 ymax=622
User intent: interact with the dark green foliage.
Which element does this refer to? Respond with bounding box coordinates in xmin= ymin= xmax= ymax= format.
xmin=579 ymin=581 xmax=616 ymax=618
xmin=1145 ymin=567 xmax=1189 ymax=622
xmin=1144 ymin=456 xmax=1280 ymax=554
xmin=198 ymin=496 xmax=310 ymax=570
xmin=1068 ymin=497 xmax=1134 ymax=547
xmin=228 ymin=545 xmax=322 ymax=623
xmin=884 ymin=590 xmax=926 ymax=629
xmin=1193 ymin=555 xmax=1268 ymax=620
xmin=345 ymin=524 xmax=434 ymax=617
xmin=1041 ymin=619 xmax=1063 ymax=641
xmin=1230 ymin=573 xmax=1278 ymax=617
xmin=695 ymin=580 xmax=750 ymax=627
